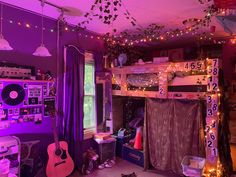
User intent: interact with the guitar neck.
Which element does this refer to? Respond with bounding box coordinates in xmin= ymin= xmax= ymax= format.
xmin=51 ymin=116 xmax=60 ymax=149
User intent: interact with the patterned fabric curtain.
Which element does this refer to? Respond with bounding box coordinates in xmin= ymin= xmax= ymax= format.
xmin=145 ymin=99 xmax=205 ymax=175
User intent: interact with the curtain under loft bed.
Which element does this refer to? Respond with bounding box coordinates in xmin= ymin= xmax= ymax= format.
xmin=144 ymin=98 xmax=205 ymax=175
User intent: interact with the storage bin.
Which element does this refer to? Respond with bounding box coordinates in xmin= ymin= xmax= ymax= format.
xmin=94 ymin=138 xmax=116 ymax=164
xmin=115 ymin=135 xmax=132 ymax=157
xmin=122 ymin=144 xmax=144 ymax=167
xmin=0 ymin=136 xmax=21 ymax=176
xmin=181 ymin=155 xmax=205 ymax=177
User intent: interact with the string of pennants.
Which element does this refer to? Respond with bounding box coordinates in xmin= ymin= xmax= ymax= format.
xmin=206 ymin=58 xmax=220 ymax=171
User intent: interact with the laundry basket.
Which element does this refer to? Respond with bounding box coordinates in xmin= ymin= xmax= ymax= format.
xmin=181 ymin=156 xmax=205 ymax=177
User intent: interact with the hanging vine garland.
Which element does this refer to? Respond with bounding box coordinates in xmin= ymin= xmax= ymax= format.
xmin=103 ymin=2 xmax=225 ymax=48
xmin=76 ymin=0 xmax=226 ymax=49
xmin=77 ymin=0 xmax=137 ymax=28
xmin=109 ymin=23 xmax=164 ymax=45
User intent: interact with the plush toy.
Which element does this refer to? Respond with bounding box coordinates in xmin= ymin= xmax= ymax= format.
xmin=81 ymin=148 xmax=99 ymax=175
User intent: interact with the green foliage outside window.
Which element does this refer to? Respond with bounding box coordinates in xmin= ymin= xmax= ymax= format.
xmin=84 ymin=64 xmax=95 ymax=129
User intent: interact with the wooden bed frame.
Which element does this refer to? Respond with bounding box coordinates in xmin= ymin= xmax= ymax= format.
xmin=111 ymin=60 xmax=208 ymax=99
xmin=110 ymin=58 xmax=222 ymax=176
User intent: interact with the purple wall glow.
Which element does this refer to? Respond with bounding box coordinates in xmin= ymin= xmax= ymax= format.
xmin=0 ymin=5 xmax=57 ymax=75
xmin=0 ymin=4 xmax=104 ymax=138
xmin=0 ymin=5 xmax=57 ymax=137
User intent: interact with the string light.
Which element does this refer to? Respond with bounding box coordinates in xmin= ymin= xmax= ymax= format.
xmin=1 ymin=17 xmax=104 ymax=41
xmin=230 ymin=37 xmax=236 ymax=45
xmin=25 ymin=23 xmax=30 ymax=28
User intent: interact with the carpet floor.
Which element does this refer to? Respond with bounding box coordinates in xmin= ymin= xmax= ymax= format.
xmin=70 ymin=158 xmax=180 ymax=177
xmin=36 ymin=158 xmax=181 ymax=177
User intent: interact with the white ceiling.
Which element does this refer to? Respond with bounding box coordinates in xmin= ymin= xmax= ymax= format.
xmin=1 ymin=0 xmax=226 ymax=35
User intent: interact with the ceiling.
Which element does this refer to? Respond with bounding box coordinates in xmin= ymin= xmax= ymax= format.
xmin=0 ymin=0 xmax=228 ymax=36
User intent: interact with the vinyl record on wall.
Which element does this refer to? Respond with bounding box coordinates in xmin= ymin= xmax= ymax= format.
xmin=1 ymin=84 xmax=25 ymax=106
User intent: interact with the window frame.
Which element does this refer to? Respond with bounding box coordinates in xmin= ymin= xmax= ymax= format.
xmin=83 ymin=53 xmax=96 ymax=139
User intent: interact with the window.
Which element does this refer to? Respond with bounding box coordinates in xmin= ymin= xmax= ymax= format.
xmin=83 ymin=53 xmax=96 ymax=137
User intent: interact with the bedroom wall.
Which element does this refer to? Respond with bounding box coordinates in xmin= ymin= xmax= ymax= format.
xmin=0 ymin=4 xmax=57 ymax=137
xmin=0 ymin=3 xmax=104 ymax=164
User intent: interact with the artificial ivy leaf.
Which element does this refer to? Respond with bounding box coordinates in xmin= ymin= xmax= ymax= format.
xmin=104 ymin=9 xmax=110 ymax=13
xmin=113 ymin=1 xmax=118 ymax=6
xmin=113 ymin=16 xmax=118 ymax=21
xmin=91 ymin=5 xmax=95 ymax=10
xmin=131 ymin=22 xmax=136 ymax=26
xmin=132 ymin=17 xmax=137 ymax=21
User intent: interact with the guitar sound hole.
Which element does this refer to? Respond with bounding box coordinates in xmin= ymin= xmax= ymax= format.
xmin=55 ymin=149 xmax=62 ymax=156
xmin=61 ymin=149 xmax=67 ymax=160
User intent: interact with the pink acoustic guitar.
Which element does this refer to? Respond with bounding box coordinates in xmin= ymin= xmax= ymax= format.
xmin=46 ymin=109 xmax=74 ymax=177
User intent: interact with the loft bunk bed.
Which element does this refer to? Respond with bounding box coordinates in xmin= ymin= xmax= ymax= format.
xmin=111 ymin=60 xmax=211 ymax=99
xmin=110 ymin=58 xmax=225 ymax=176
